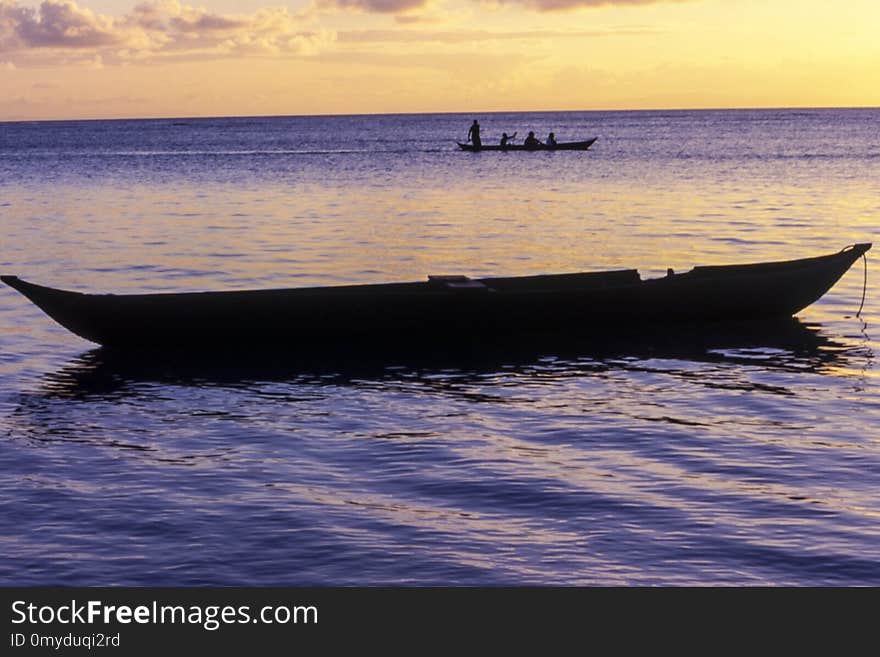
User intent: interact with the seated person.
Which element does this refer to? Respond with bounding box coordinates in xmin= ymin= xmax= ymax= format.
xmin=546 ymin=132 xmax=557 ymax=147
xmin=500 ymin=132 xmax=510 ymax=148
xmin=523 ymin=131 xmax=542 ymax=148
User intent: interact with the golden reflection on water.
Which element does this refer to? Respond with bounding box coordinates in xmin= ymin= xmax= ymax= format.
xmin=4 ymin=175 xmax=876 ymax=298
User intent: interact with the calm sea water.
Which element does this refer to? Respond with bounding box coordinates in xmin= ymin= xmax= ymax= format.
xmin=1 ymin=109 xmax=878 ymax=585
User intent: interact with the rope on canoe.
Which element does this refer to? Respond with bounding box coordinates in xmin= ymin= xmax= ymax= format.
xmin=856 ymin=251 xmax=868 ymax=318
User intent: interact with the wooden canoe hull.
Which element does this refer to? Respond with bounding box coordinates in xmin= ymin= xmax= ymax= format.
xmin=457 ymin=138 xmax=597 ymax=151
xmin=1 ymin=244 xmax=870 ymax=349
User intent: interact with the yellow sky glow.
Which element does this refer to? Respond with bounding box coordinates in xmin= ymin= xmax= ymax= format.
xmin=1 ymin=0 xmax=878 ymax=120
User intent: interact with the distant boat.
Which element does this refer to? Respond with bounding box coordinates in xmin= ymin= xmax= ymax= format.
xmin=457 ymin=137 xmax=598 ymax=152
xmin=1 ymin=244 xmax=870 ymax=350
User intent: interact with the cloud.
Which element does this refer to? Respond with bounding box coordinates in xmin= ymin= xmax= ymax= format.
xmin=0 ymin=0 xmax=333 ymax=64
xmin=490 ymin=0 xmax=682 ymax=10
xmin=0 ymin=0 xmax=681 ymax=67
xmin=317 ymin=0 xmax=428 ymax=13
xmin=338 ymin=27 xmax=660 ymax=43
xmin=319 ymin=0 xmax=682 ymax=13
xmin=0 ymin=0 xmax=119 ymax=49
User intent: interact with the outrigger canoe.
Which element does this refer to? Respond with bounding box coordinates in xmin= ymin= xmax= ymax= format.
xmin=1 ymin=244 xmax=870 ymax=349
xmin=457 ymin=137 xmax=597 ymax=152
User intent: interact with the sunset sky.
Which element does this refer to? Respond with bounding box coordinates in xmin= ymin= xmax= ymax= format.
xmin=1 ymin=0 xmax=878 ymax=120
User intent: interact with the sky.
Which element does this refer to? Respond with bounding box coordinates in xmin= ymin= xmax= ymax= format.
xmin=1 ymin=0 xmax=878 ymax=120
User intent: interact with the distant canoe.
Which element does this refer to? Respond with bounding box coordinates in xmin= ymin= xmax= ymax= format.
xmin=1 ymin=244 xmax=870 ymax=350
xmin=457 ymin=137 xmax=597 ymax=152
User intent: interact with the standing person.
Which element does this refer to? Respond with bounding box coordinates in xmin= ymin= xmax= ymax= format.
xmin=467 ymin=120 xmax=482 ymax=149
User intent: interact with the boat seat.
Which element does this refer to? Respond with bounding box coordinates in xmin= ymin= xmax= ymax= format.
xmin=428 ymin=275 xmax=493 ymax=291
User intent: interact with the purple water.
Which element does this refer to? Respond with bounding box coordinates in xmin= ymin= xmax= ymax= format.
xmin=1 ymin=109 xmax=878 ymax=584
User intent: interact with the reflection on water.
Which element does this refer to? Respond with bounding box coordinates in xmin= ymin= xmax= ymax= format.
xmin=5 ymin=319 xmax=877 ymax=585
xmin=12 ymin=318 xmax=870 ymax=463
xmin=1 ymin=110 xmax=878 ymax=585
xmin=33 ymin=319 xmax=855 ymax=400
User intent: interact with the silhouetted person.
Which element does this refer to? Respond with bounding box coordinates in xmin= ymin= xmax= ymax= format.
xmin=468 ymin=120 xmax=482 ymax=149
xmin=523 ymin=131 xmax=541 ymax=148
xmin=499 ymin=131 xmax=517 ymax=149
xmin=546 ymin=132 xmax=557 ymax=147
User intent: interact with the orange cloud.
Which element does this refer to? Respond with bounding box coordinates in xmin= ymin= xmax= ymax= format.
xmin=318 ymin=0 xmax=681 ymax=12
xmin=337 ymin=27 xmax=659 ymax=43
xmin=0 ymin=0 xmax=333 ymax=63
xmin=318 ymin=0 xmax=427 ymax=13
xmin=492 ymin=0 xmax=681 ymax=9
xmin=0 ymin=0 xmax=119 ymax=49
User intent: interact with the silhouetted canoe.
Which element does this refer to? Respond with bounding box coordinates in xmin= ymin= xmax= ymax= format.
xmin=457 ymin=137 xmax=597 ymax=152
xmin=1 ymin=244 xmax=870 ymax=349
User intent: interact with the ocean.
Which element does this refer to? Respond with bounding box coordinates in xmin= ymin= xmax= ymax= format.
xmin=0 ymin=109 xmax=878 ymax=585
